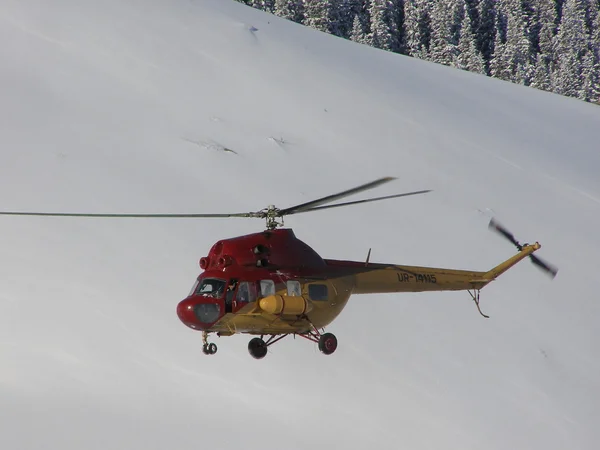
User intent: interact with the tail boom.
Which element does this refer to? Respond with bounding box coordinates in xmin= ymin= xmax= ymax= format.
xmin=326 ymin=242 xmax=541 ymax=295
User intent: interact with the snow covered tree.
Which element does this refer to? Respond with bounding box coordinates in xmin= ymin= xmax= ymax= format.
xmin=477 ymin=0 xmax=496 ymax=71
xmin=250 ymin=0 xmax=275 ymax=13
xmin=274 ymin=0 xmax=305 ymax=24
xmin=403 ymin=0 xmax=431 ymax=58
xmin=395 ymin=0 xmax=408 ymax=54
xmin=339 ymin=0 xmax=368 ymax=39
xmin=552 ymin=0 xmax=589 ymax=97
xmin=589 ymin=1 xmax=600 ymax=62
xmin=428 ymin=0 xmax=460 ymax=66
xmin=490 ymin=4 xmax=510 ymax=80
xmin=368 ymin=0 xmax=400 ymax=51
xmin=530 ymin=53 xmax=552 ymax=90
xmin=350 ymin=13 xmax=368 ymax=43
xmin=490 ymin=0 xmax=533 ymax=84
xmin=303 ymin=0 xmax=344 ymax=36
xmin=580 ymin=51 xmax=600 ymax=101
xmin=455 ymin=8 xmax=486 ymax=73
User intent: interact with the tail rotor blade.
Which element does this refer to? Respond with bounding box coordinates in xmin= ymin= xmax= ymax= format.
xmin=530 ymin=254 xmax=558 ymax=278
xmin=489 ymin=218 xmax=521 ymax=249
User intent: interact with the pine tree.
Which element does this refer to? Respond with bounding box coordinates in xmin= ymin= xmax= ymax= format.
xmin=584 ymin=1 xmax=600 ymax=102
xmin=590 ymin=0 xmax=600 ymax=62
xmin=580 ymin=51 xmax=600 ymax=101
xmin=464 ymin=0 xmax=481 ymax=34
xmin=477 ymin=0 xmax=496 ymax=72
xmin=368 ymin=0 xmax=400 ymax=51
xmin=490 ymin=3 xmax=511 ymax=80
xmin=428 ymin=0 xmax=459 ymax=66
xmin=395 ymin=0 xmax=408 ymax=54
xmin=531 ymin=53 xmax=551 ymax=90
xmin=339 ymin=0 xmax=367 ymax=39
xmin=552 ymin=0 xmax=589 ymax=97
xmin=403 ymin=0 xmax=431 ymax=58
xmin=456 ymin=8 xmax=486 ymax=73
xmin=495 ymin=0 xmax=509 ymax=43
xmin=250 ymin=0 xmax=275 ymax=13
xmin=303 ymin=0 xmax=344 ymax=36
xmin=350 ymin=13 xmax=368 ymax=43
xmin=274 ymin=0 xmax=305 ymax=24
xmin=492 ymin=0 xmax=534 ymax=84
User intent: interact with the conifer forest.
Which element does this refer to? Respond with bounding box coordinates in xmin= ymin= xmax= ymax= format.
xmin=236 ymin=0 xmax=600 ymax=104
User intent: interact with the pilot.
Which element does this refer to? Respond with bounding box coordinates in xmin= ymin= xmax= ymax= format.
xmin=225 ymin=279 xmax=238 ymax=312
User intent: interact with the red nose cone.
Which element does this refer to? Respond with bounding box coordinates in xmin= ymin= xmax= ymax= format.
xmin=176 ymin=296 xmax=223 ymax=331
xmin=177 ymin=298 xmax=198 ymax=328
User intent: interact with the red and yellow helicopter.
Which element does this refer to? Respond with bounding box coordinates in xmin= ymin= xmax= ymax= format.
xmin=1 ymin=177 xmax=557 ymax=359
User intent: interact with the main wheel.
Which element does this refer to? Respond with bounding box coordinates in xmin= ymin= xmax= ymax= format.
xmin=318 ymin=333 xmax=337 ymax=355
xmin=248 ymin=337 xmax=268 ymax=359
xmin=202 ymin=344 xmax=210 ymax=355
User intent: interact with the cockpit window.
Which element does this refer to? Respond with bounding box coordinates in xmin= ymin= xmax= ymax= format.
xmin=195 ymin=278 xmax=226 ymax=298
xmin=260 ymin=280 xmax=275 ymax=297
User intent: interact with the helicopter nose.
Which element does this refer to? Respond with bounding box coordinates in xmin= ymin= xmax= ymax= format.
xmin=177 ymin=296 xmax=222 ymax=330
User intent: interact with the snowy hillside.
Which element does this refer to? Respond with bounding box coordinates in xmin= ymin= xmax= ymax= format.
xmin=1 ymin=0 xmax=599 ymax=449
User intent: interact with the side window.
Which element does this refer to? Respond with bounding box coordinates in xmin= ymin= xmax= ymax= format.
xmin=308 ymin=284 xmax=328 ymax=301
xmin=260 ymin=280 xmax=275 ymax=297
xmin=287 ymin=280 xmax=301 ymax=296
xmin=236 ymin=282 xmax=257 ymax=303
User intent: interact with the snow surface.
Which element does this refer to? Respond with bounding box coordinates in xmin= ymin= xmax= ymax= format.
xmin=1 ymin=0 xmax=599 ymax=449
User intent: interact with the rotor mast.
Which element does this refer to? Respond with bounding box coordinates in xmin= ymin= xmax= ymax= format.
xmin=264 ymin=205 xmax=284 ymax=230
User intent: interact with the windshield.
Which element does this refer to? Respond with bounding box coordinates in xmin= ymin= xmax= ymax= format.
xmin=188 ymin=279 xmax=200 ymax=296
xmin=195 ymin=278 xmax=226 ymax=298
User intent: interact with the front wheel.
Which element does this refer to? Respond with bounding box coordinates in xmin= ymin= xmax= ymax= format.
xmin=318 ymin=333 xmax=337 ymax=355
xmin=248 ymin=337 xmax=268 ymax=359
xmin=202 ymin=343 xmax=217 ymax=355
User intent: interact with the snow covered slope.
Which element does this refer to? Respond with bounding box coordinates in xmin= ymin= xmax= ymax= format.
xmin=1 ymin=0 xmax=599 ymax=449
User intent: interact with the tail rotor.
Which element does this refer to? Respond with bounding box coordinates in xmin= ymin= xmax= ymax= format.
xmin=488 ymin=218 xmax=558 ymax=278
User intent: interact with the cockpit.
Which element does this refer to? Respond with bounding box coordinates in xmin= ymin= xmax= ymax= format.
xmin=189 ymin=278 xmax=226 ymax=298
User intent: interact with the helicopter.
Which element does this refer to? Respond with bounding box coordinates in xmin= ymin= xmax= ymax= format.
xmin=0 ymin=177 xmax=557 ymax=359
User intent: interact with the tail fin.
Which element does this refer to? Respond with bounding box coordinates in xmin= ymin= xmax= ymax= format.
xmin=483 ymin=242 xmax=541 ymax=281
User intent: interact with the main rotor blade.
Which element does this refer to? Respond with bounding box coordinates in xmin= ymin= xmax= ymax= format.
xmin=286 ymin=190 xmax=432 ymax=215
xmin=278 ymin=176 xmax=397 ymax=216
xmin=0 ymin=211 xmax=258 ymax=218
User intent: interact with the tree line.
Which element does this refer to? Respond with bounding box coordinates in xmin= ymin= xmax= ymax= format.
xmin=235 ymin=0 xmax=600 ymax=104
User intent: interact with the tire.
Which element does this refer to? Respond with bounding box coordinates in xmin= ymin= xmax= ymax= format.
xmin=248 ymin=337 xmax=268 ymax=359
xmin=208 ymin=343 xmax=217 ymax=355
xmin=318 ymin=333 xmax=337 ymax=355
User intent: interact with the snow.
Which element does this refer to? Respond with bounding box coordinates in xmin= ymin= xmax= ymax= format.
xmin=1 ymin=0 xmax=599 ymax=449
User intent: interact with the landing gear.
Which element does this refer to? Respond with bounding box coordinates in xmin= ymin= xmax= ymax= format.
xmin=202 ymin=343 xmax=217 ymax=355
xmin=248 ymin=337 xmax=268 ymax=359
xmin=247 ymin=334 xmax=288 ymax=359
xmin=296 ymin=321 xmax=338 ymax=356
xmin=318 ymin=333 xmax=338 ymax=355
xmin=202 ymin=331 xmax=217 ymax=355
